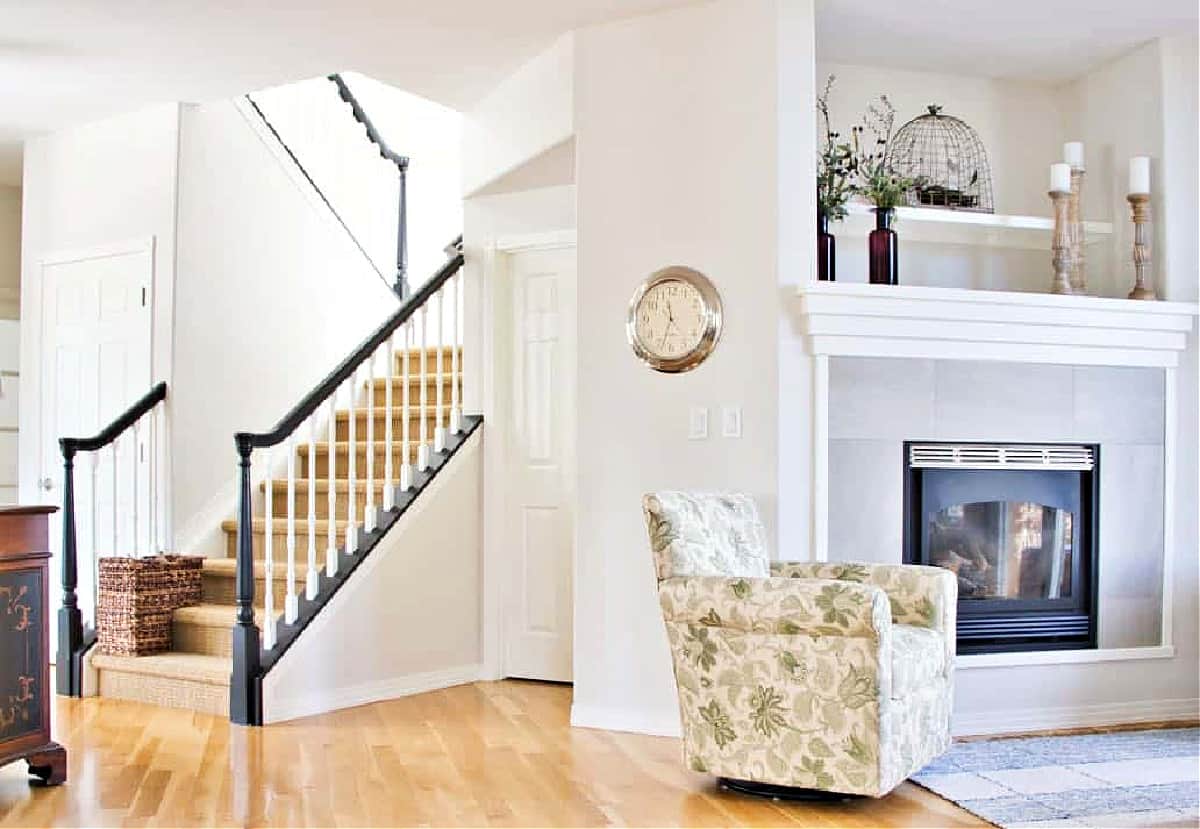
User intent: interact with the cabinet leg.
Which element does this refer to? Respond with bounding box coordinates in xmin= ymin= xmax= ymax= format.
xmin=26 ymin=742 xmax=67 ymax=786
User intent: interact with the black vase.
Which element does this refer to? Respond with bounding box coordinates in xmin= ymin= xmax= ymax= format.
xmin=817 ymin=211 xmax=835 ymax=281
xmin=868 ymin=207 xmax=898 ymax=285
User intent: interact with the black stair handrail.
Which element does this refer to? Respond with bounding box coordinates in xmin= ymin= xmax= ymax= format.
xmin=229 ymin=237 xmax=462 ymax=725
xmin=57 ymin=381 xmax=168 ymax=697
xmin=327 ymin=73 xmax=411 ymax=298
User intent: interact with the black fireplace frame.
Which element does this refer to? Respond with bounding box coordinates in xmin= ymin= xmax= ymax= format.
xmin=902 ymin=441 xmax=1100 ymax=655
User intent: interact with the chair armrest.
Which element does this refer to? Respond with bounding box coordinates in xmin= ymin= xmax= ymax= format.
xmin=769 ymin=562 xmax=956 ymax=635
xmin=658 ymin=575 xmax=891 ymax=640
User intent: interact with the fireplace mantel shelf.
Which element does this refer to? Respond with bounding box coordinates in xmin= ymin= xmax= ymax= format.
xmin=798 ymin=282 xmax=1198 ymax=369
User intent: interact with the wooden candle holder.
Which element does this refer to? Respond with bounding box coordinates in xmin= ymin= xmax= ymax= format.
xmin=1127 ymin=193 xmax=1156 ymax=300
xmin=1049 ymin=190 xmax=1073 ymax=295
xmin=1069 ymin=168 xmax=1087 ymax=293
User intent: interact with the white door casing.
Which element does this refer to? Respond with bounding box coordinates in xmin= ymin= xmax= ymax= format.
xmin=39 ymin=240 xmax=154 ymax=633
xmin=501 ymin=243 xmax=576 ymax=682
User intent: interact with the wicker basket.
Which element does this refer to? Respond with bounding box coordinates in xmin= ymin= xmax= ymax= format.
xmin=96 ymin=555 xmax=204 ymax=656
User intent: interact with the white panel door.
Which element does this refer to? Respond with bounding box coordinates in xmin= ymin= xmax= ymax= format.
xmin=40 ymin=244 xmax=153 ymax=633
xmin=504 ymin=246 xmax=575 ymax=682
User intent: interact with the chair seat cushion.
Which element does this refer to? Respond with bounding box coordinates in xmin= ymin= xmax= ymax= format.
xmin=891 ymin=624 xmax=946 ymax=698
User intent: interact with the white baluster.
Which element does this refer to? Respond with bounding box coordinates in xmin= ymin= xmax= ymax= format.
xmin=450 ymin=273 xmax=462 ymax=434
xmin=155 ymin=403 xmax=167 ymax=554
xmin=383 ymin=329 xmax=396 ymax=511
xmin=346 ymin=372 xmax=359 ymax=552
xmin=285 ymin=433 xmax=298 ymax=624
xmin=148 ymin=410 xmax=157 ymax=554
xmin=326 ymin=393 xmax=338 ymax=577
xmin=264 ymin=447 xmax=276 ymax=649
xmin=418 ymin=306 xmax=431 ymax=472
xmin=434 ymin=290 xmax=446 ymax=453
xmin=130 ymin=421 xmax=139 ymax=557
xmin=90 ymin=452 xmax=99 ymax=622
xmin=400 ymin=322 xmax=413 ymax=491
xmin=307 ymin=413 xmax=318 ymax=600
xmin=111 ymin=438 xmax=119 ymax=556
xmin=364 ymin=351 xmax=377 ymax=533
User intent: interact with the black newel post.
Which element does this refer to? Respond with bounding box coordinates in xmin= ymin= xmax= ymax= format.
xmin=230 ymin=436 xmax=262 ymax=725
xmin=56 ymin=441 xmax=82 ymax=696
xmin=395 ymin=160 xmax=410 ymax=300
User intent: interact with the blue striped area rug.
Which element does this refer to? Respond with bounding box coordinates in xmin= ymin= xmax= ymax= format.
xmin=913 ymin=727 xmax=1199 ymax=828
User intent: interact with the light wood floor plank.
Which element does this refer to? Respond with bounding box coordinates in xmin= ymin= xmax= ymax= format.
xmin=0 ymin=679 xmax=984 ymax=828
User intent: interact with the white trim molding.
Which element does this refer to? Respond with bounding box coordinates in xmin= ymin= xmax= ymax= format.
xmin=264 ymin=664 xmax=483 ymax=724
xmin=570 ymin=703 xmax=682 ymax=738
xmin=493 ymin=228 xmax=576 ymax=253
xmin=798 ymin=282 xmax=1198 ymax=368
xmin=953 ymin=697 xmax=1200 ymax=737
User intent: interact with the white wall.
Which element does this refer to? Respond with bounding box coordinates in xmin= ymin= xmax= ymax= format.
xmin=570 ymin=0 xmax=800 ymax=733
xmin=0 ymin=187 xmax=20 ymax=319
xmin=344 ymin=73 xmax=465 ymax=288
xmin=18 ymin=104 xmax=181 ymax=506
xmin=171 ymin=98 xmax=398 ymax=555
xmin=462 ymin=33 xmax=575 ymax=198
xmin=263 ymin=432 xmax=483 ymax=722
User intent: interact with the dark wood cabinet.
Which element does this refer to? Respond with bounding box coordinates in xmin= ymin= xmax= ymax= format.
xmin=0 ymin=506 xmax=66 ymax=786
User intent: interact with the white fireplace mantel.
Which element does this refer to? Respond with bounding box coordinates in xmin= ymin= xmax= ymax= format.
xmin=798 ymin=282 xmax=1198 ymax=369
xmin=798 ymin=282 xmax=1198 ymax=669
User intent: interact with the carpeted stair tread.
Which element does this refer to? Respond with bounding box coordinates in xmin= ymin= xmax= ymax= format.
xmin=201 ymin=557 xmax=304 ymax=581
xmin=173 ymin=603 xmax=260 ymax=627
xmin=221 ymin=517 xmax=350 ymax=534
xmin=92 ymin=652 xmax=231 ymax=686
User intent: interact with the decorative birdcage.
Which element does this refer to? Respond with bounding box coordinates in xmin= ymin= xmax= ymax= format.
xmin=890 ymin=105 xmax=994 ymax=213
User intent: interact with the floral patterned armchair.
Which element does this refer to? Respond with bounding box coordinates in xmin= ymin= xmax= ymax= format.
xmin=643 ymin=491 xmax=956 ymax=798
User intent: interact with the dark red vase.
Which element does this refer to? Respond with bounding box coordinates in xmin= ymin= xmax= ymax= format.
xmin=868 ymin=207 xmax=898 ymax=285
xmin=817 ymin=211 xmax=835 ymax=281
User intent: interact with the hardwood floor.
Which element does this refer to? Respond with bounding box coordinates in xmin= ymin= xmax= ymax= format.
xmin=0 ymin=680 xmax=982 ymax=828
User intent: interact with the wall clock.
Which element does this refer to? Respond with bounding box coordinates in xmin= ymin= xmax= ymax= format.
xmin=626 ymin=266 xmax=723 ymax=373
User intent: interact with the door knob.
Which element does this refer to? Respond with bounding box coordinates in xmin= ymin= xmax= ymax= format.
xmin=40 ymin=477 xmax=54 ymax=491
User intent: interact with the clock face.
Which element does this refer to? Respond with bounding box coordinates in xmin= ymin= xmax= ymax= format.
xmin=633 ymin=279 xmax=707 ymax=360
xmin=627 ymin=266 xmax=722 ymax=373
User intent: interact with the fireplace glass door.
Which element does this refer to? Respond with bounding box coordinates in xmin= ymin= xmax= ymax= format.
xmin=929 ymin=501 xmax=1074 ymax=602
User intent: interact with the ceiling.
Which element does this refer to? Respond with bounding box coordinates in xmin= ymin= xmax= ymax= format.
xmin=0 ymin=0 xmax=693 ymax=185
xmin=815 ymin=0 xmax=1198 ymax=82
xmin=2 ymin=1 xmax=1196 ymax=186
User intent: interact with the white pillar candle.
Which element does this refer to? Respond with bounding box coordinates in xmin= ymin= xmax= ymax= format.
xmin=1064 ymin=141 xmax=1085 ymax=170
xmin=1129 ymin=156 xmax=1151 ymax=194
xmin=1050 ymin=163 xmax=1072 ymax=193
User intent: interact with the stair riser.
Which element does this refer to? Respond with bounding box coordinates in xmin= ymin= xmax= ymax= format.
xmin=225 ymin=529 xmax=348 ymax=562
xmin=267 ymin=489 xmax=399 ymax=522
xmin=299 ymin=446 xmax=420 ymax=479
xmin=173 ymin=620 xmax=232 ymax=659
xmin=393 ymin=350 xmax=459 ymax=373
xmin=367 ymin=379 xmax=460 ymax=408
xmin=97 ymin=669 xmax=229 ymax=717
xmin=335 ymin=414 xmax=448 ymax=442
xmin=202 ymin=571 xmax=295 ymax=606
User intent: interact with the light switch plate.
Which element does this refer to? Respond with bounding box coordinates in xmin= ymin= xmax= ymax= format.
xmin=688 ymin=406 xmax=709 ymax=440
xmin=721 ymin=405 xmax=742 ymax=438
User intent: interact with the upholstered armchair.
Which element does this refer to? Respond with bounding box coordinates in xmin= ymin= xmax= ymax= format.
xmin=643 ymin=491 xmax=956 ymax=798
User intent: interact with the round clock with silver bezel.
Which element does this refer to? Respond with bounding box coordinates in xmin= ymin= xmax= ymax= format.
xmin=626 ymin=266 xmax=723 ymax=373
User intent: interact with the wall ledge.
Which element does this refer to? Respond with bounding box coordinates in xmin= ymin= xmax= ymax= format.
xmin=959 ymin=645 xmax=1176 ymax=670
xmin=953 ymin=696 xmax=1199 ymax=737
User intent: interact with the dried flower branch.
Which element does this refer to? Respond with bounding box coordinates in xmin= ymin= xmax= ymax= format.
xmin=853 ymin=93 xmax=921 ymax=210
xmin=816 ymin=75 xmax=857 ymax=221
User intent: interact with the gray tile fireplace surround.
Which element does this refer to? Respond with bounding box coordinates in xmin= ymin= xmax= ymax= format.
xmin=828 ymin=357 xmax=1165 ymax=649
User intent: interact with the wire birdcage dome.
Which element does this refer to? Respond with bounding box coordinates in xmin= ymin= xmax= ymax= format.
xmin=890 ymin=105 xmax=994 ymax=213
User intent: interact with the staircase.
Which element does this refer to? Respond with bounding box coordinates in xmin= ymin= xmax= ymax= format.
xmin=89 ymin=347 xmax=469 ymax=716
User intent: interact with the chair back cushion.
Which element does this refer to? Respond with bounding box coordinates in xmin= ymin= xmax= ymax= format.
xmin=642 ymin=491 xmax=769 ymax=580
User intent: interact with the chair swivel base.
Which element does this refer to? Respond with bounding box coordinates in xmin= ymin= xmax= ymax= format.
xmin=718 ymin=777 xmax=863 ymax=802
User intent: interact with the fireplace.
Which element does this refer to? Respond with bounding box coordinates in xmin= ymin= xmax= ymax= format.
xmin=903 ymin=442 xmax=1099 ymax=654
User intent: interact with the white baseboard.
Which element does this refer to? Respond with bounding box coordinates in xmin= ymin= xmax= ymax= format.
xmin=570 ymin=703 xmax=682 ymax=738
xmin=265 ymin=664 xmax=482 ymax=724
xmin=953 ymin=697 xmax=1200 ymax=737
